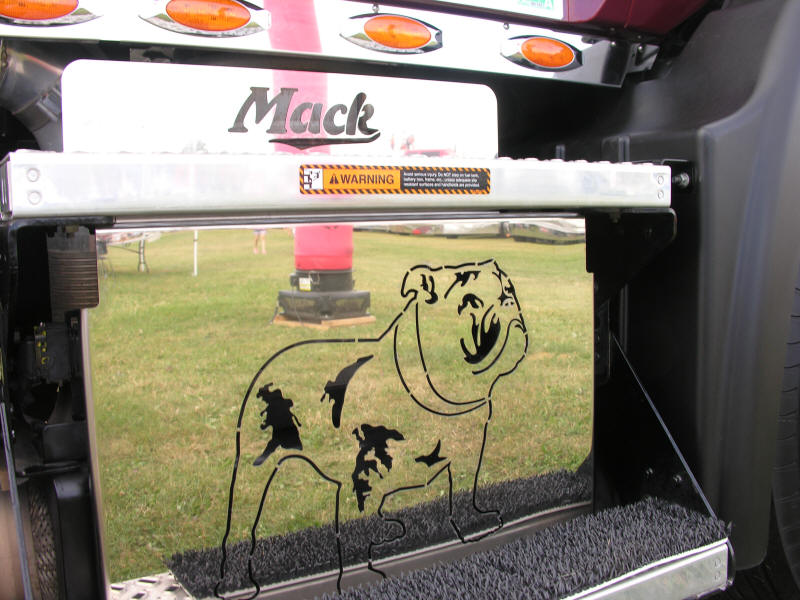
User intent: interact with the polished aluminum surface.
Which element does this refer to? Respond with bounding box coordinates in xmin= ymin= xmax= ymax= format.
xmin=566 ymin=540 xmax=729 ymax=600
xmin=0 ymin=1 xmax=657 ymax=86
xmin=0 ymin=151 xmax=670 ymax=219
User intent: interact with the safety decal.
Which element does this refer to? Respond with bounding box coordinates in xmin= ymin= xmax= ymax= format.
xmin=300 ymin=165 xmax=490 ymax=195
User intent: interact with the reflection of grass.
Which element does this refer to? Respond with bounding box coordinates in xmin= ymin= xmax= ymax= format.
xmin=91 ymin=229 xmax=592 ymax=582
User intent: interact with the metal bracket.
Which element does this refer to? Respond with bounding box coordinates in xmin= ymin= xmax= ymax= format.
xmin=586 ymin=209 xmax=676 ymax=305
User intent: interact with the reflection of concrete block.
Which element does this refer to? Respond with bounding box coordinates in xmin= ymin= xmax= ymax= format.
xmin=278 ymin=290 xmax=371 ymax=322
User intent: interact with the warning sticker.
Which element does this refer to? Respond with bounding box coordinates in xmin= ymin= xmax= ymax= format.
xmin=300 ymin=165 xmax=490 ymax=195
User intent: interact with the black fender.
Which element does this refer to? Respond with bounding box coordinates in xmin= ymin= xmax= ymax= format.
xmin=623 ymin=0 xmax=800 ymax=568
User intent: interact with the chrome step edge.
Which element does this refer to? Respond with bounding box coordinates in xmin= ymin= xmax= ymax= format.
xmin=565 ymin=539 xmax=729 ymax=600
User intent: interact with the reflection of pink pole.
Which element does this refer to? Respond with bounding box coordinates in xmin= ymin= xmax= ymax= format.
xmin=266 ymin=0 xmax=351 ymax=272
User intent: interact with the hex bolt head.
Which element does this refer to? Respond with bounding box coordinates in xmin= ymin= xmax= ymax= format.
xmin=672 ymin=172 xmax=691 ymax=189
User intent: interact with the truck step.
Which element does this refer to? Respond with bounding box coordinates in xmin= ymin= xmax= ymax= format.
xmin=320 ymin=497 xmax=727 ymax=600
xmin=0 ymin=151 xmax=670 ymax=221
xmin=111 ymin=496 xmax=726 ymax=600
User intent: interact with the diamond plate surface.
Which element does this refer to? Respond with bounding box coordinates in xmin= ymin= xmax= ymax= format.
xmin=109 ymin=573 xmax=192 ymax=600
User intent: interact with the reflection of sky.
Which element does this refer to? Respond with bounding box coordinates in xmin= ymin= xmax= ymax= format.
xmin=62 ymin=61 xmax=498 ymax=158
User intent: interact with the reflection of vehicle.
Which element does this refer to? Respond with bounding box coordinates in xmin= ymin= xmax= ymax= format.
xmin=0 ymin=1 xmax=799 ymax=599
xmin=510 ymin=218 xmax=585 ymax=244
xmin=380 ymin=221 xmax=508 ymax=237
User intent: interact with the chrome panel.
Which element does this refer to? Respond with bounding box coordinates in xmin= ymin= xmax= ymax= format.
xmin=566 ymin=540 xmax=729 ymax=600
xmin=0 ymin=151 xmax=671 ymax=219
xmin=0 ymin=1 xmax=658 ymax=87
xmin=59 ymin=61 xmax=498 ymax=156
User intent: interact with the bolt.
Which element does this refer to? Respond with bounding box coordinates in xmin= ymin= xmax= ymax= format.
xmin=672 ymin=172 xmax=691 ymax=189
xmin=27 ymin=191 xmax=41 ymax=205
xmin=503 ymin=22 xmax=509 ymax=30
xmin=672 ymin=473 xmax=684 ymax=486
xmin=657 ymin=174 xmax=664 ymax=185
xmin=657 ymin=190 xmax=665 ymax=200
xmin=644 ymin=467 xmax=654 ymax=479
xmin=372 ymin=3 xmax=379 ymax=13
xmin=26 ymin=168 xmax=39 ymax=182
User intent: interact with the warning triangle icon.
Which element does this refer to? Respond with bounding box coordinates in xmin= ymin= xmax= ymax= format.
xmin=330 ymin=174 xmax=340 ymax=185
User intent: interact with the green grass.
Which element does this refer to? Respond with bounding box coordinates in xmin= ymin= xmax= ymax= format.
xmin=91 ymin=228 xmax=593 ymax=581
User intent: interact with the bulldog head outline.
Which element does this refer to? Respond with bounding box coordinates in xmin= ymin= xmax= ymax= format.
xmin=398 ymin=259 xmax=528 ymax=410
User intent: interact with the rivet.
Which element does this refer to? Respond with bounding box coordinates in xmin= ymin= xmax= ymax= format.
xmin=658 ymin=190 xmax=665 ymax=200
xmin=657 ymin=175 xmax=664 ymax=185
xmin=26 ymin=168 xmax=40 ymax=183
xmin=28 ymin=191 xmax=42 ymax=205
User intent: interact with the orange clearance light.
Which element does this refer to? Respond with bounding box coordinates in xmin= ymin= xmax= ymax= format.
xmin=0 ymin=0 xmax=78 ymax=20
xmin=364 ymin=15 xmax=432 ymax=50
xmin=520 ymin=37 xmax=576 ymax=69
xmin=166 ymin=0 xmax=250 ymax=32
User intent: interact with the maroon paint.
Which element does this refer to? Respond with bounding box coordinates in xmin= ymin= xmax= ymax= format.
xmin=566 ymin=0 xmax=711 ymax=34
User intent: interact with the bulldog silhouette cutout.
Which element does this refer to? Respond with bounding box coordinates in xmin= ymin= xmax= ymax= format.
xmin=216 ymin=259 xmax=528 ymax=599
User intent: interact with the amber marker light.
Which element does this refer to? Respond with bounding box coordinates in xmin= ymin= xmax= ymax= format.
xmin=0 ymin=0 xmax=78 ymax=20
xmin=520 ymin=37 xmax=577 ymax=69
xmin=364 ymin=15 xmax=431 ymax=50
xmin=342 ymin=13 xmax=441 ymax=54
xmin=166 ymin=0 xmax=250 ymax=32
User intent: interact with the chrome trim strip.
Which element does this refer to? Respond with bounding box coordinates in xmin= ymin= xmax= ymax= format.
xmin=565 ymin=540 xmax=729 ymax=600
xmin=1 ymin=151 xmax=670 ymax=219
xmin=81 ymin=308 xmax=111 ymax=597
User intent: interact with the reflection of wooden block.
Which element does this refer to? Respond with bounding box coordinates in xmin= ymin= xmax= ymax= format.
xmin=273 ymin=314 xmax=376 ymax=331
